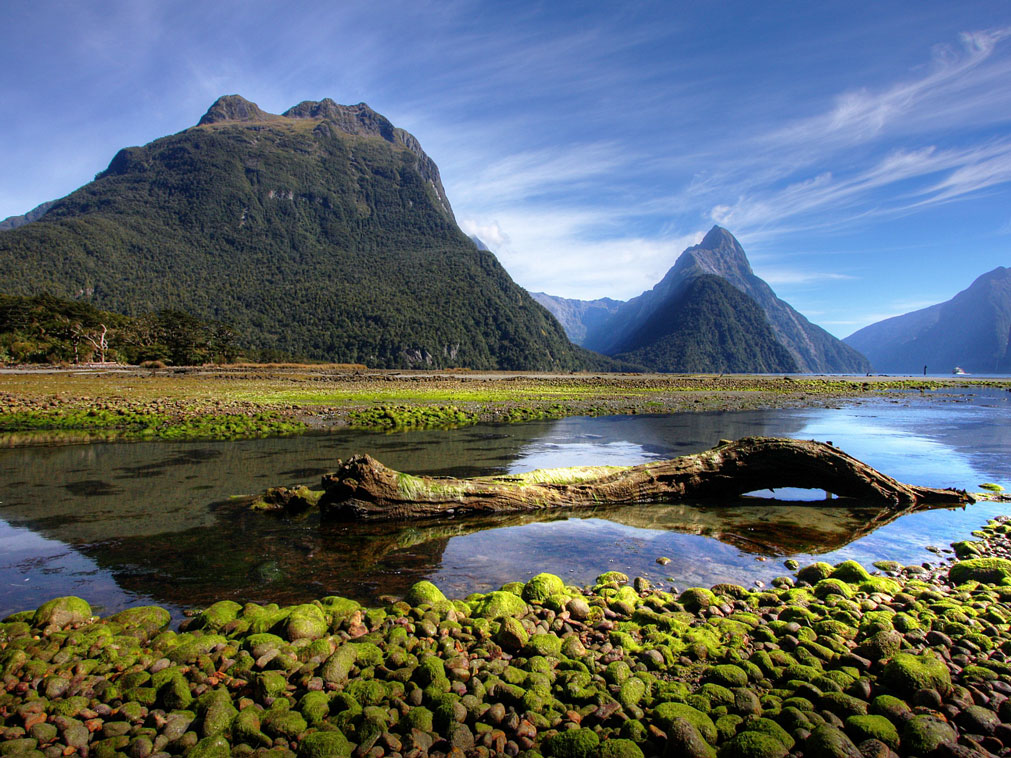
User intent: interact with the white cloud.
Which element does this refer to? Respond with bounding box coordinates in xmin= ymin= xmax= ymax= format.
xmin=459 ymin=219 xmax=509 ymax=248
xmin=757 ymin=269 xmax=856 ymax=286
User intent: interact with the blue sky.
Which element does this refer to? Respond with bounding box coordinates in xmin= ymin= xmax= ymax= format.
xmin=2 ymin=1 xmax=1009 ymax=337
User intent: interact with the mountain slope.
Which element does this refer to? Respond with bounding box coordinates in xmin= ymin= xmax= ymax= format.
xmin=845 ymin=266 xmax=1011 ymax=373
xmin=0 ymin=95 xmax=586 ymax=369
xmin=613 ymin=275 xmax=798 ymax=373
xmin=583 ymin=227 xmax=870 ymax=373
xmin=529 ymin=292 xmax=623 ymax=345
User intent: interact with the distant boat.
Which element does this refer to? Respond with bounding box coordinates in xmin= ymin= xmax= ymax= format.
xmin=952 ymin=366 xmax=968 ymax=375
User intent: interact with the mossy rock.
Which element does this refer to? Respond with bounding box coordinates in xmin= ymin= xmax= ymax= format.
xmin=705 ymin=664 xmax=748 ymax=688
xmin=880 ymin=651 xmax=951 ymax=696
xmin=654 ymin=702 xmax=717 ymax=744
xmin=796 ymin=562 xmax=834 ymax=584
xmin=844 ymin=715 xmax=898 ymax=749
xmin=814 ymin=579 xmax=853 ymax=599
xmin=319 ymin=645 xmax=357 ymax=686
xmin=255 ymin=670 xmax=289 ymax=700
xmin=262 ymin=708 xmax=308 ymax=740
xmin=524 ymin=632 xmax=563 ymax=658
xmin=597 ymin=738 xmax=644 ymax=758
xmin=188 ymin=735 xmax=230 ymax=758
xmin=804 ymin=724 xmax=862 ymax=758
xmin=543 ymin=726 xmax=599 ymax=758
xmin=298 ymin=691 xmax=331 ymax=727
xmin=192 ymin=600 xmax=242 ymax=631
xmin=297 ymin=730 xmax=352 ymax=758
xmin=404 ymin=580 xmax=447 ymax=606
xmin=595 ymin=571 xmax=629 ymax=587
xmin=522 ymin=573 xmax=565 ymax=603
xmin=828 ymin=561 xmax=872 ymax=584
xmin=283 ymin=604 xmax=328 ymax=641
xmin=497 ymin=616 xmax=529 ymax=651
xmin=678 ymin=587 xmax=718 ymax=612
xmin=901 ymin=715 xmax=956 ymax=754
xmin=858 ymin=576 xmax=902 ymax=595
xmin=663 ymin=716 xmax=716 ymax=758
xmin=32 ymin=596 xmax=91 ymax=628
xmin=717 ymin=730 xmax=788 ymax=758
xmin=472 ymin=591 xmax=528 ymax=619
xmin=403 ymin=706 xmax=434 ymax=732
xmin=741 ymin=718 xmax=794 ymax=750
xmin=949 ymin=557 xmax=1011 ymax=585
xmin=109 ymin=606 xmax=171 ymax=635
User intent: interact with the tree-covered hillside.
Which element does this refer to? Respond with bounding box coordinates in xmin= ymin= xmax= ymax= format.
xmin=614 ymin=275 xmax=798 ymax=373
xmin=0 ymin=97 xmax=587 ymax=370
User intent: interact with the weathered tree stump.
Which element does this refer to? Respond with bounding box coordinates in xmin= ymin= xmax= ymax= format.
xmin=317 ymin=436 xmax=971 ymax=521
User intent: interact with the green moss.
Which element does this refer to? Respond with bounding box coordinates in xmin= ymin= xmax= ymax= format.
xmin=881 ymin=651 xmax=952 ymax=695
xmin=845 ymin=715 xmax=899 ymax=749
xmin=283 ymin=604 xmax=328 ymax=641
xmin=522 ymin=573 xmax=566 ymax=603
xmin=193 ymin=600 xmax=243 ymax=631
xmin=404 ymin=580 xmax=448 ymax=606
xmin=949 ymin=557 xmax=1011 ymax=585
xmin=902 ymin=715 xmax=956 ymax=754
xmin=297 ymin=730 xmax=352 ymax=758
xmin=188 ymin=735 xmax=230 ymax=758
xmin=717 ymin=730 xmax=787 ymax=758
xmin=543 ymin=727 xmax=599 ymax=758
xmin=471 ymin=591 xmax=528 ymax=619
xmin=654 ymin=702 xmax=717 ymax=744
xmin=32 ymin=596 xmax=92 ymax=628
xmin=678 ymin=587 xmax=718 ymax=612
xmin=813 ymin=578 xmax=853 ymax=599
xmin=595 ymin=571 xmax=629 ymax=587
xmin=596 ymin=738 xmax=644 ymax=758
xmin=828 ymin=560 xmax=872 ymax=584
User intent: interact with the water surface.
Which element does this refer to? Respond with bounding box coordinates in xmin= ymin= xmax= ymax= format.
xmin=0 ymin=388 xmax=1007 ymax=619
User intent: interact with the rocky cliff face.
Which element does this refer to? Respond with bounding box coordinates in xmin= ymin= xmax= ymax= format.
xmin=845 ymin=266 xmax=1011 ymax=373
xmin=528 ymin=292 xmax=623 ymax=345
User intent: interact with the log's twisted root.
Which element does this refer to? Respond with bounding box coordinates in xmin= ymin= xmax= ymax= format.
xmin=318 ymin=436 xmax=972 ymax=521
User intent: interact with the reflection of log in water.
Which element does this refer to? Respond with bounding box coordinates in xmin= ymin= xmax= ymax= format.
xmin=339 ymin=497 xmax=965 ymax=562
xmin=319 ymin=436 xmax=970 ymax=520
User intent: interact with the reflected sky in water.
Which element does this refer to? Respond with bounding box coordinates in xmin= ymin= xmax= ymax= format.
xmin=0 ymin=387 xmax=1007 ymax=619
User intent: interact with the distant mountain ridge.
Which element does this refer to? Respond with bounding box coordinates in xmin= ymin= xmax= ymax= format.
xmin=0 ymin=95 xmax=593 ymax=370
xmin=529 ymin=292 xmax=623 ymax=345
xmin=845 ymin=266 xmax=1011 ymax=374
xmin=534 ymin=227 xmax=869 ymax=374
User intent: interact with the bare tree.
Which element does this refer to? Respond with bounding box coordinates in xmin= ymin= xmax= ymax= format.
xmin=82 ymin=323 xmax=109 ymax=363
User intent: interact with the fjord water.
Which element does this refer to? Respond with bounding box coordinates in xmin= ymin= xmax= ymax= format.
xmin=0 ymin=388 xmax=1007 ymax=620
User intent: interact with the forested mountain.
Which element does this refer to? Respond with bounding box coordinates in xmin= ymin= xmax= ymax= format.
xmin=611 ymin=275 xmax=797 ymax=373
xmin=578 ymin=227 xmax=869 ymax=373
xmin=0 ymin=95 xmax=589 ymax=370
xmin=845 ymin=266 xmax=1011 ymax=374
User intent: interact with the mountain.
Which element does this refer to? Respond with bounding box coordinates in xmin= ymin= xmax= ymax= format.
xmin=845 ymin=266 xmax=1011 ymax=374
xmin=0 ymin=200 xmax=56 ymax=231
xmin=612 ymin=275 xmax=797 ymax=373
xmin=0 ymin=95 xmax=596 ymax=370
xmin=576 ymin=227 xmax=869 ymax=373
xmin=529 ymin=292 xmax=623 ymax=345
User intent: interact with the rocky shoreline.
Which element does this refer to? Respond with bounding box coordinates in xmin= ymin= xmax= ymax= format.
xmin=3 ymin=519 xmax=1011 ymax=758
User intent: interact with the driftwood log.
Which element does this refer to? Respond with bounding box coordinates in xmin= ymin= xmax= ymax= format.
xmin=318 ymin=436 xmax=971 ymax=521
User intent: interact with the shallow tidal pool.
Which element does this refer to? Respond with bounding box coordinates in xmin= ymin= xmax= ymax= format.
xmin=0 ymin=386 xmax=1008 ymax=620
